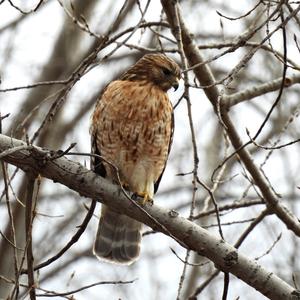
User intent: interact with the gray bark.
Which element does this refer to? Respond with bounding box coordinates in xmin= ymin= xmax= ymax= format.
xmin=0 ymin=134 xmax=299 ymax=300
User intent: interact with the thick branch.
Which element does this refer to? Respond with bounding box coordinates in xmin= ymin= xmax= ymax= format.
xmin=0 ymin=134 xmax=299 ymax=300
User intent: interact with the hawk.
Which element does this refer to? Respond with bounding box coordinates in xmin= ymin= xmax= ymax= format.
xmin=90 ymin=53 xmax=181 ymax=264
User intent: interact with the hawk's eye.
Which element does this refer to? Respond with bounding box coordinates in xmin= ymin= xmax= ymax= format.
xmin=162 ymin=68 xmax=172 ymax=76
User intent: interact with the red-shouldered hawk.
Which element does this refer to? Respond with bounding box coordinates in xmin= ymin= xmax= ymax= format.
xmin=90 ymin=54 xmax=181 ymax=264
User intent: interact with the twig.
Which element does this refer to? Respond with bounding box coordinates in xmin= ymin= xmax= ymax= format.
xmin=195 ymin=176 xmax=224 ymax=239
xmin=35 ymin=279 xmax=136 ymax=297
xmin=25 ymin=173 xmax=37 ymax=300
xmin=249 ymin=7 xmax=288 ymax=143
xmin=189 ymin=208 xmax=270 ymax=299
xmin=7 ymin=0 xmax=44 ymax=14
xmin=170 ymin=248 xmax=211 ymax=267
xmin=222 ymin=272 xmax=230 ymax=300
xmin=202 ymin=217 xmax=256 ymax=229
xmin=0 ymin=162 xmax=19 ymax=299
xmin=193 ymin=199 xmax=264 ymax=219
xmin=171 ymin=4 xmax=201 ymax=298
xmin=188 ymin=270 xmax=220 ymax=300
xmin=21 ymin=200 xmax=96 ymax=274
xmin=255 ymin=232 xmax=282 ymax=261
xmin=216 ymin=0 xmax=262 ymax=21
xmin=0 ymin=79 xmax=73 ymax=93
xmin=234 ymin=209 xmax=270 ymax=249
xmin=0 ymin=230 xmax=23 ymax=250
xmin=0 ymin=275 xmax=135 ymax=298
xmin=247 ymin=130 xmax=300 ymax=150
xmin=183 ymin=3 xmax=281 ymax=75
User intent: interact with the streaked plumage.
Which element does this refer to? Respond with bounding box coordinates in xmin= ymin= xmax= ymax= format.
xmin=90 ymin=54 xmax=180 ymax=264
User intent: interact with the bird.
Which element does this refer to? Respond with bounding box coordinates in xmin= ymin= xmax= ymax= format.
xmin=90 ymin=53 xmax=181 ymax=264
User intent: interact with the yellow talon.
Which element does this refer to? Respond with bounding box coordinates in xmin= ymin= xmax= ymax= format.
xmin=136 ymin=192 xmax=153 ymax=205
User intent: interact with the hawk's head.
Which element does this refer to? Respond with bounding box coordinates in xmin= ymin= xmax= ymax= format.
xmin=121 ymin=54 xmax=181 ymax=92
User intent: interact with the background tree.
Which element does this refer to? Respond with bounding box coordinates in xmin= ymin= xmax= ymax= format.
xmin=0 ymin=0 xmax=300 ymax=299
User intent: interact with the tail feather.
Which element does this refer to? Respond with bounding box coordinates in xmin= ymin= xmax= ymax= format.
xmin=94 ymin=205 xmax=142 ymax=264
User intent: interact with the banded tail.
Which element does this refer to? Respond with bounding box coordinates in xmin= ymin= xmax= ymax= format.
xmin=94 ymin=205 xmax=142 ymax=264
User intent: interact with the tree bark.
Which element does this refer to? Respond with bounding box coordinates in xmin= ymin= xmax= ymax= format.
xmin=0 ymin=134 xmax=299 ymax=300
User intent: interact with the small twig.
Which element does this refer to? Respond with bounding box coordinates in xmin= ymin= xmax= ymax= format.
xmin=294 ymin=34 xmax=300 ymax=53
xmin=234 ymin=209 xmax=270 ymax=249
xmin=246 ymin=129 xmax=300 ymax=150
xmin=1 ymin=161 xmax=20 ymax=299
xmin=35 ymin=279 xmax=137 ymax=297
xmin=292 ymin=274 xmax=299 ymax=290
xmin=188 ymin=270 xmax=220 ymax=299
xmin=216 ymin=0 xmax=262 ymax=21
xmin=196 ymin=176 xmax=224 ymax=239
xmin=0 ymin=79 xmax=72 ymax=93
xmin=7 ymin=0 xmax=44 ymax=14
xmin=250 ymin=6 xmax=288 ymax=143
xmin=0 ymin=230 xmax=23 ymax=250
xmin=142 ymin=229 xmax=157 ymax=236
xmin=25 ymin=173 xmax=37 ymax=300
xmin=188 ymin=209 xmax=269 ymax=299
xmin=193 ymin=199 xmax=264 ymax=219
xmin=255 ymin=232 xmax=282 ymax=261
xmin=222 ymin=272 xmax=230 ymax=300
xmin=171 ymin=3 xmax=200 ymax=298
xmin=170 ymin=248 xmax=211 ymax=267
xmin=0 ymin=113 xmax=20 ymax=298
xmin=0 ymin=275 xmax=135 ymax=298
xmin=49 ymin=143 xmax=77 ymax=160
xmin=202 ymin=217 xmax=256 ymax=229
xmin=0 ymin=113 xmax=10 ymax=120
xmin=183 ymin=3 xmax=281 ymax=75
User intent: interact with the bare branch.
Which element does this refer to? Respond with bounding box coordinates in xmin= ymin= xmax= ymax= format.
xmin=223 ymin=73 xmax=300 ymax=107
xmin=161 ymin=0 xmax=300 ymax=239
xmin=0 ymin=134 xmax=299 ymax=300
xmin=25 ymin=173 xmax=36 ymax=300
xmin=35 ymin=279 xmax=136 ymax=297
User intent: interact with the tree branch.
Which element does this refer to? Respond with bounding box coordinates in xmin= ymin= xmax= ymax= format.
xmin=0 ymin=134 xmax=299 ymax=300
xmin=160 ymin=0 xmax=300 ymax=239
xmin=25 ymin=173 xmax=36 ymax=300
xmin=223 ymin=73 xmax=300 ymax=107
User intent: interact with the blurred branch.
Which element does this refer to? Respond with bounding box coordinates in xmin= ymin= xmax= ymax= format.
xmin=0 ymin=134 xmax=299 ymax=300
xmin=21 ymin=199 xmax=96 ymax=274
xmin=197 ymin=41 xmax=300 ymax=69
xmin=0 ymin=14 xmax=27 ymax=34
xmin=224 ymin=73 xmax=300 ymax=107
xmin=0 ymin=21 xmax=169 ymax=94
xmin=25 ymin=173 xmax=36 ymax=300
xmin=35 ymin=279 xmax=136 ymax=297
xmin=193 ymin=199 xmax=264 ymax=219
xmin=0 ymin=274 xmax=135 ymax=297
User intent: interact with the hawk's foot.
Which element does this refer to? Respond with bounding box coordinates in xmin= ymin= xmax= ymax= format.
xmin=132 ymin=192 xmax=153 ymax=205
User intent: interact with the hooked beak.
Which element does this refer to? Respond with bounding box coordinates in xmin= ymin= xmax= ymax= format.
xmin=172 ymin=78 xmax=180 ymax=91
